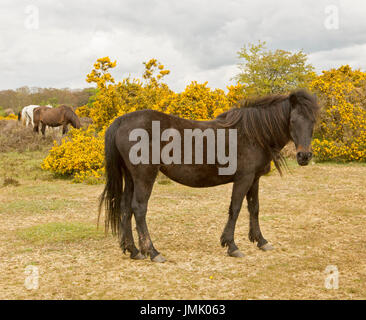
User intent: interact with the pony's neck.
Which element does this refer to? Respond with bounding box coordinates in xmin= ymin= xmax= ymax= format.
xmin=274 ymin=114 xmax=291 ymax=151
xmin=276 ymin=134 xmax=291 ymax=152
xmin=265 ymin=101 xmax=292 ymax=152
xmin=275 ymin=123 xmax=291 ymax=151
xmin=263 ymin=102 xmax=292 ymax=174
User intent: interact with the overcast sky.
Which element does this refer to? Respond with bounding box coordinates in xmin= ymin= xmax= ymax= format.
xmin=1 ymin=0 xmax=366 ymax=92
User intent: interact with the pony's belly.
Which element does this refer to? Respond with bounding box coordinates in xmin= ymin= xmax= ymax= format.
xmin=41 ymin=116 xmax=61 ymax=127
xmin=46 ymin=123 xmax=60 ymax=127
xmin=159 ymin=164 xmax=234 ymax=188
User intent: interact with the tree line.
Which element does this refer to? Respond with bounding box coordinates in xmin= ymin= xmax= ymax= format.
xmin=0 ymin=86 xmax=97 ymax=114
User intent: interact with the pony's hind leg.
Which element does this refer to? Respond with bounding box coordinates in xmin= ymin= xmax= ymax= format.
xmin=62 ymin=125 xmax=68 ymax=135
xmin=120 ymin=212 xmax=145 ymax=260
xmin=26 ymin=114 xmax=31 ymax=127
xmin=131 ymin=167 xmax=165 ymax=262
xmin=120 ymin=172 xmax=145 ymax=260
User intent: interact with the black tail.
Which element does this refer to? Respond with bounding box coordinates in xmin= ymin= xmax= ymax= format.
xmin=18 ymin=111 xmax=21 ymax=121
xmin=98 ymin=117 xmax=125 ymax=236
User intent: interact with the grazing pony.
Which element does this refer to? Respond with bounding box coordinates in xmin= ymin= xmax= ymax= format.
xmin=18 ymin=105 xmax=52 ymax=127
xmin=99 ymin=89 xmax=320 ymax=263
xmin=33 ymin=105 xmax=81 ymax=136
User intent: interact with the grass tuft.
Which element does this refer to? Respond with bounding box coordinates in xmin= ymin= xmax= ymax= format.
xmin=2 ymin=177 xmax=20 ymax=187
xmin=16 ymin=222 xmax=105 ymax=244
xmin=156 ymin=172 xmax=172 ymax=185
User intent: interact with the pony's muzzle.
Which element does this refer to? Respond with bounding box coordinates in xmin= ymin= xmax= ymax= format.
xmin=296 ymin=151 xmax=312 ymax=166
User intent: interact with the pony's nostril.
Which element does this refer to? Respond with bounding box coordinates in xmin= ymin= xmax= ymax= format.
xmin=297 ymin=152 xmax=304 ymax=159
xmin=297 ymin=151 xmax=312 ymax=162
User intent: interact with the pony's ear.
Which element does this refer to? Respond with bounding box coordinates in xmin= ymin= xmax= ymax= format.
xmin=289 ymin=92 xmax=299 ymax=109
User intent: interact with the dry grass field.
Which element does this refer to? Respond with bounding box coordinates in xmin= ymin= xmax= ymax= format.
xmin=0 ymin=148 xmax=365 ymax=300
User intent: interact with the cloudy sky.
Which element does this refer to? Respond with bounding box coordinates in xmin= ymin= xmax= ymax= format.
xmin=1 ymin=0 xmax=366 ymax=91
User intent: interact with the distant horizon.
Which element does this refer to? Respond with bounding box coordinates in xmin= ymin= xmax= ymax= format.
xmin=0 ymin=86 xmax=95 ymax=92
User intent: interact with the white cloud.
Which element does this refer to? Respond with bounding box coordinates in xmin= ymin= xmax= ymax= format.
xmin=309 ymin=43 xmax=366 ymax=73
xmin=0 ymin=0 xmax=365 ymax=91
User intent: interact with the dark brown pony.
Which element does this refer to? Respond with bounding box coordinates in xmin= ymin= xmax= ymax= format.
xmin=99 ymin=89 xmax=320 ymax=263
xmin=33 ymin=105 xmax=81 ymax=136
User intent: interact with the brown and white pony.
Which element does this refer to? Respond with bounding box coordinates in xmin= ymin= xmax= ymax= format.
xmin=18 ymin=105 xmax=52 ymax=127
xmin=33 ymin=105 xmax=81 ymax=136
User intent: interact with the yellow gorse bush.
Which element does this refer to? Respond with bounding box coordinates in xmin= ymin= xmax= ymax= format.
xmin=310 ymin=65 xmax=366 ymax=161
xmin=0 ymin=114 xmax=17 ymax=120
xmin=42 ymin=127 xmax=105 ymax=183
xmin=155 ymin=81 xmax=233 ymax=120
xmin=43 ymin=59 xmax=365 ymax=183
xmin=43 ymin=57 xmax=246 ymax=182
xmin=77 ymin=57 xmax=174 ymax=128
xmin=78 ymin=57 xmax=245 ymax=126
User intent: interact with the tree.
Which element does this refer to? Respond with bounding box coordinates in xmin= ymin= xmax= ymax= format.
xmin=0 ymin=86 xmax=95 ymax=112
xmin=235 ymin=41 xmax=315 ymax=96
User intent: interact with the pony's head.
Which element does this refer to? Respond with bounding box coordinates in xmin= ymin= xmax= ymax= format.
xmin=61 ymin=105 xmax=81 ymax=129
xmin=73 ymin=116 xmax=81 ymax=129
xmin=288 ymin=90 xmax=320 ymax=166
xmin=69 ymin=109 xmax=81 ymax=129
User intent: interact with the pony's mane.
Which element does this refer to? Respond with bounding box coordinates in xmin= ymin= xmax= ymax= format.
xmin=216 ymin=89 xmax=320 ymax=174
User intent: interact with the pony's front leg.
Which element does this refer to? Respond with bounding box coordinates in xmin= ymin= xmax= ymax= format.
xmin=247 ymin=178 xmax=273 ymax=251
xmin=41 ymin=123 xmax=47 ymax=136
xmin=220 ymin=174 xmax=254 ymax=257
xmin=33 ymin=122 xmax=39 ymax=133
xmin=62 ymin=125 xmax=68 ymax=135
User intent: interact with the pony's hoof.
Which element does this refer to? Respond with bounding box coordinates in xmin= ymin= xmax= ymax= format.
xmin=259 ymin=243 xmax=274 ymax=251
xmin=151 ymin=254 xmax=166 ymax=263
xmin=131 ymin=252 xmax=146 ymax=260
xmin=228 ymin=249 xmax=245 ymax=258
